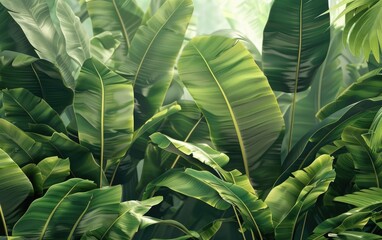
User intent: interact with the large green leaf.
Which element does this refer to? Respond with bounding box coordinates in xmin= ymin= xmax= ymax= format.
xmin=0 ymin=118 xmax=42 ymax=166
xmin=49 ymin=132 xmax=108 ymax=186
xmin=2 ymin=88 xmax=66 ymax=134
xmin=0 ymin=148 xmax=33 ymax=226
xmin=178 ymin=35 xmax=284 ymax=179
xmin=144 ymin=169 xmax=273 ymax=239
xmin=0 ymin=51 xmax=73 ymax=113
xmin=318 ymin=68 xmax=382 ymax=120
xmin=56 ymin=0 xmax=90 ymax=65
xmin=13 ymin=179 xmax=121 ymax=239
xmin=86 ymin=0 xmax=143 ymax=69
xmin=83 ymin=196 xmax=162 ymax=239
xmin=341 ymin=126 xmax=382 ymax=188
xmin=0 ymin=0 xmax=76 ymax=88
xmin=74 ymin=58 xmax=134 ymax=175
xmin=262 ymin=0 xmax=330 ymax=92
xmin=265 ymin=154 xmax=335 ymax=239
xmin=276 ymin=97 xmax=382 ymax=185
xmin=125 ymin=0 xmax=193 ymax=125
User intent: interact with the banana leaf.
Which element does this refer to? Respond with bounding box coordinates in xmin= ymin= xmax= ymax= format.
xmin=82 ymin=196 xmax=162 ymax=239
xmin=282 ymin=28 xmax=345 ymax=154
xmin=90 ymin=31 xmax=121 ymax=65
xmin=262 ymin=0 xmax=330 ymax=92
xmin=13 ymin=179 xmax=121 ymax=239
xmin=265 ymin=154 xmax=335 ymax=239
xmin=178 ymin=35 xmax=284 ymax=181
xmin=0 ymin=118 xmax=42 ymax=166
xmin=277 ymin=97 xmax=382 ymax=185
xmin=86 ymin=0 xmax=143 ymax=68
xmin=0 ymin=51 xmax=73 ymax=113
xmin=2 ymin=88 xmax=66 ymax=134
xmin=318 ymin=68 xmax=382 ymax=120
xmin=0 ymin=0 xmax=76 ymax=88
xmin=0 ymin=148 xmax=33 ymax=226
xmin=56 ymin=0 xmax=90 ymax=65
xmin=144 ymin=169 xmax=273 ymax=239
xmin=125 ymin=0 xmax=193 ymax=125
xmin=37 ymin=157 xmax=70 ymax=190
xmin=369 ymin=107 xmax=382 ymax=153
xmin=341 ymin=126 xmax=382 ymax=189
xmin=74 ymin=58 xmax=134 ymax=175
xmin=49 ymin=132 xmax=108 ymax=187
xmin=309 ymin=188 xmax=382 ymax=239
xmin=0 ymin=5 xmax=34 ymax=55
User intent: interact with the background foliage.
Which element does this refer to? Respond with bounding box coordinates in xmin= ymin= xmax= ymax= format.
xmin=0 ymin=0 xmax=382 ymax=239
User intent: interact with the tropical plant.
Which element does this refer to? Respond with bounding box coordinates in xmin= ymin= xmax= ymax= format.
xmin=0 ymin=0 xmax=381 ymax=239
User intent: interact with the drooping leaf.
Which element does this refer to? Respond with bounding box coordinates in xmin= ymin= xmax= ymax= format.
xmin=0 ymin=148 xmax=33 ymax=226
xmin=13 ymin=179 xmax=121 ymax=239
xmin=149 ymin=132 xmax=229 ymax=173
xmin=56 ymin=0 xmax=90 ymax=65
xmin=83 ymin=196 xmax=162 ymax=240
xmin=318 ymin=68 xmax=382 ymax=120
xmin=125 ymin=0 xmax=193 ymax=125
xmin=266 ymin=154 xmax=335 ymax=239
xmin=49 ymin=132 xmax=108 ymax=187
xmin=277 ymin=97 xmax=382 ymax=185
xmin=178 ymin=35 xmax=284 ymax=180
xmin=86 ymin=0 xmax=143 ymax=68
xmin=144 ymin=169 xmax=273 ymax=238
xmin=341 ymin=126 xmax=382 ymax=188
xmin=37 ymin=156 xmax=70 ymax=190
xmin=262 ymin=0 xmax=330 ymax=93
xmin=0 ymin=51 xmax=73 ymax=113
xmin=2 ymin=88 xmax=66 ymax=134
xmin=0 ymin=0 xmax=76 ymax=88
xmin=0 ymin=118 xmax=42 ymax=166
xmin=74 ymin=58 xmax=134 ymax=173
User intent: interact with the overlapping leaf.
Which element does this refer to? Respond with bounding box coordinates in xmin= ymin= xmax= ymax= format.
xmin=0 ymin=0 xmax=76 ymax=88
xmin=2 ymin=88 xmax=66 ymax=134
xmin=266 ymin=155 xmax=335 ymax=239
xmin=0 ymin=51 xmax=73 ymax=113
xmin=13 ymin=179 xmax=121 ymax=239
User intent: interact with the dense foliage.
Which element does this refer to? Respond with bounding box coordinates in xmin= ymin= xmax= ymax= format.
xmin=0 ymin=0 xmax=382 ymax=239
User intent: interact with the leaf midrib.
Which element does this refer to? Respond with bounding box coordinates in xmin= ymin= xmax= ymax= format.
xmin=190 ymin=42 xmax=249 ymax=176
